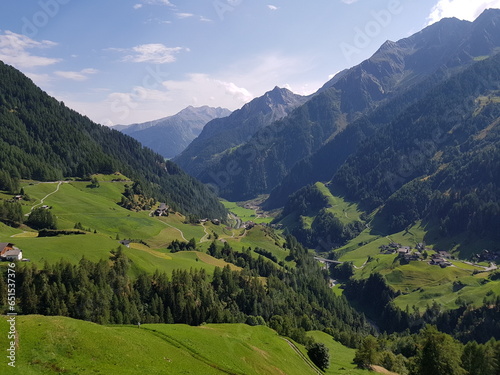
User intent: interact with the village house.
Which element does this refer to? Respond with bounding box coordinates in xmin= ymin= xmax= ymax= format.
xmin=154 ymin=203 xmax=169 ymax=217
xmin=243 ymin=221 xmax=255 ymax=230
xmin=0 ymin=242 xmax=23 ymax=261
xmin=429 ymin=253 xmax=452 ymax=268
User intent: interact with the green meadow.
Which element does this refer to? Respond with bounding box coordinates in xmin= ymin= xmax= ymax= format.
xmin=315 ymin=182 xmax=363 ymax=225
xmin=332 ymin=221 xmax=499 ymax=312
xmin=221 ymin=199 xmax=274 ymax=224
xmin=307 ymin=331 xmax=370 ymax=375
xmin=0 ymin=176 xmax=287 ymax=275
xmin=0 ymin=315 xmax=323 ymax=375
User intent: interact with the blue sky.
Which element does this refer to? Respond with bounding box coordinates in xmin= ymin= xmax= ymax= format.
xmin=1 ymin=0 xmax=500 ymax=125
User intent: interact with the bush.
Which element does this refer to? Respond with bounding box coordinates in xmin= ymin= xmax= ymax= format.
xmin=307 ymin=342 xmax=330 ymax=371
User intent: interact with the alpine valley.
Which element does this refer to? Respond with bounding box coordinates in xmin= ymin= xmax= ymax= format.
xmin=1 ymin=9 xmax=500 ymax=375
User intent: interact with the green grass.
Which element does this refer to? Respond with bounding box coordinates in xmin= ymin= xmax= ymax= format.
xmin=0 ymin=315 xmax=322 ymax=375
xmin=393 ymin=272 xmax=500 ymax=311
xmin=1 ymin=177 xmax=289 ymax=276
xmin=221 ymin=200 xmax=273 ymax=224
xmin=23 ymin=181 xmax=167 ymax=239
xmin=1 ymin=232 xmax=226 ymax=276
xmin=316 ymin=182 xmax=363 ymax=225
xmin=0 ymin=222 xmax=23 ymax=237
xmin=334 ymin=221 xmax=499 ymax=312
xmin=307 ymin=331 xmax=369 ymax=375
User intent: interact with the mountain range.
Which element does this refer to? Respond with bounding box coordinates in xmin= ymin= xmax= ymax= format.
xmin=265 ymin=9 xmax=500 ymax=207
xmin=114 ymin=106 xmax=231 ymax=159
xmin=2 ymin=8 xmax=500 ymax=375
xmin=173 ymin=86 xmax=308 ymax=178
xmin=178 ymin=9 xmax=500 ymax=204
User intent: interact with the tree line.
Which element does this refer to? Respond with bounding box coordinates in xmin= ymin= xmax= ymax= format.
xmin=0 ymin=237 xmax=371 ymax=349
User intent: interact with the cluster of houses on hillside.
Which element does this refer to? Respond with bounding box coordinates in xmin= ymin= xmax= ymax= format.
xmin=0 ymin=243 xmax=23 ymax=261
xmin=429 ymin=253 xmax=453 ymax=268
xmin=379 ymin=242 xmax=453 ymax=268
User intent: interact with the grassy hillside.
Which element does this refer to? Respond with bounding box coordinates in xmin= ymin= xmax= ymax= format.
xmin=221 ymin=199 xmax=274 ymax=224
xmin=0 ymin=61 xmax=227 ymax=220
xmin=316 ymin=183 xmax=363 ymax=225
xmin=307 ymin=331 xmax=369 ymax=375
xmin=0 ymin=175 xmax=286 ymax=275
xmin=333 ymin=222 xmax=500 ymax=311
xmin=0 ymin=316 xmax=325 ymax=375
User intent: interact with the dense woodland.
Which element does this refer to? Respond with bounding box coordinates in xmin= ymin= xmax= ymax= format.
xmin=332 ymin=54 xmax=500 ymax=243
xmin=2 ymin=237 xmax=499 ymax=374
xmin=0 ymin=237 xmax=371 ymax=349
xmin=0 ymin=61 xmax=226 ymax=220
xmin=278 ymin=184 xmax=365 ymax=249
xmin=274 ymin=53 xmax=500 ymax=253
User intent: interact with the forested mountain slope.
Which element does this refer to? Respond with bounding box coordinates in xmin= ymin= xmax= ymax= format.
xmin=198 ymin=9 xmax=500 ymax=202
xmin=278 ymin=52 xmax=500 ymax=251
xmin=174 ymin=86 xmax=307 ymax=178
xmin=0 ymin=61 xmax=226 ymax=219
xmin=265 ymin=8 xmax=500 ymax=208
xmin=333 ymin=52 xmax=500 ymax=241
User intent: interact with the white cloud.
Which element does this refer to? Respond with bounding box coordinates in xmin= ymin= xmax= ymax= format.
xmin=341 ymin=0 xmax=359 ymax=4
xmin=54 ymin=68 xmax=98 ymax=81
xmin=267 ymin=5 xmax=279 ymax=11
xmin=144 ymin=18 xmax=171 ymax=24
xmin=427 ymin=0 xmax=500 ymax=25
xmin=111 ymin=44 xmax=187 ymax=64
xmin=0 ymin=30 xmax=60 ymax=69
xmin=200 ymin=16 xmax=213 ymax=22
xmin=176 ymin=13 xmax=194 ymax=19
xmin=133 ymin=4 xmax=143 ymax=9
xmin=25 ymin=72 xmax=52 ymax=86
xmin=139 ymin=0 xmax=172 ymax=6
xmin=61 ymin=52 xmax=320 ymax=125
xmin=65 ymin=73 xmax=253 ymax=126
xmin=162 ymin=74 xmax=254 ymax=106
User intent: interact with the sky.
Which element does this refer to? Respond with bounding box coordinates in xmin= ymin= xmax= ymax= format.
xmin=1 ymin=0 xmax=500 ymax=126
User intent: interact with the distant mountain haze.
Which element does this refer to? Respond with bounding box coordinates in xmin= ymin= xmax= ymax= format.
xmin=173 ymin=86 xmax=308 ymax=178
xmin=115 ymin=106 xmax=231 ymax=159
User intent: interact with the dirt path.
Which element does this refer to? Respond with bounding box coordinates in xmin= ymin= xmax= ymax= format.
xmin=28 ymin=181 xmax=64 ymax=215
xmin=354 ymin=258 xmax=369 ymax=270
xmin=158 ymin=219 xmax=187 ymax=242
xmin=282 ymin=338 xmax=322 ymax=375
xmin=199 ymin=223 xmax=210 ymax=243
